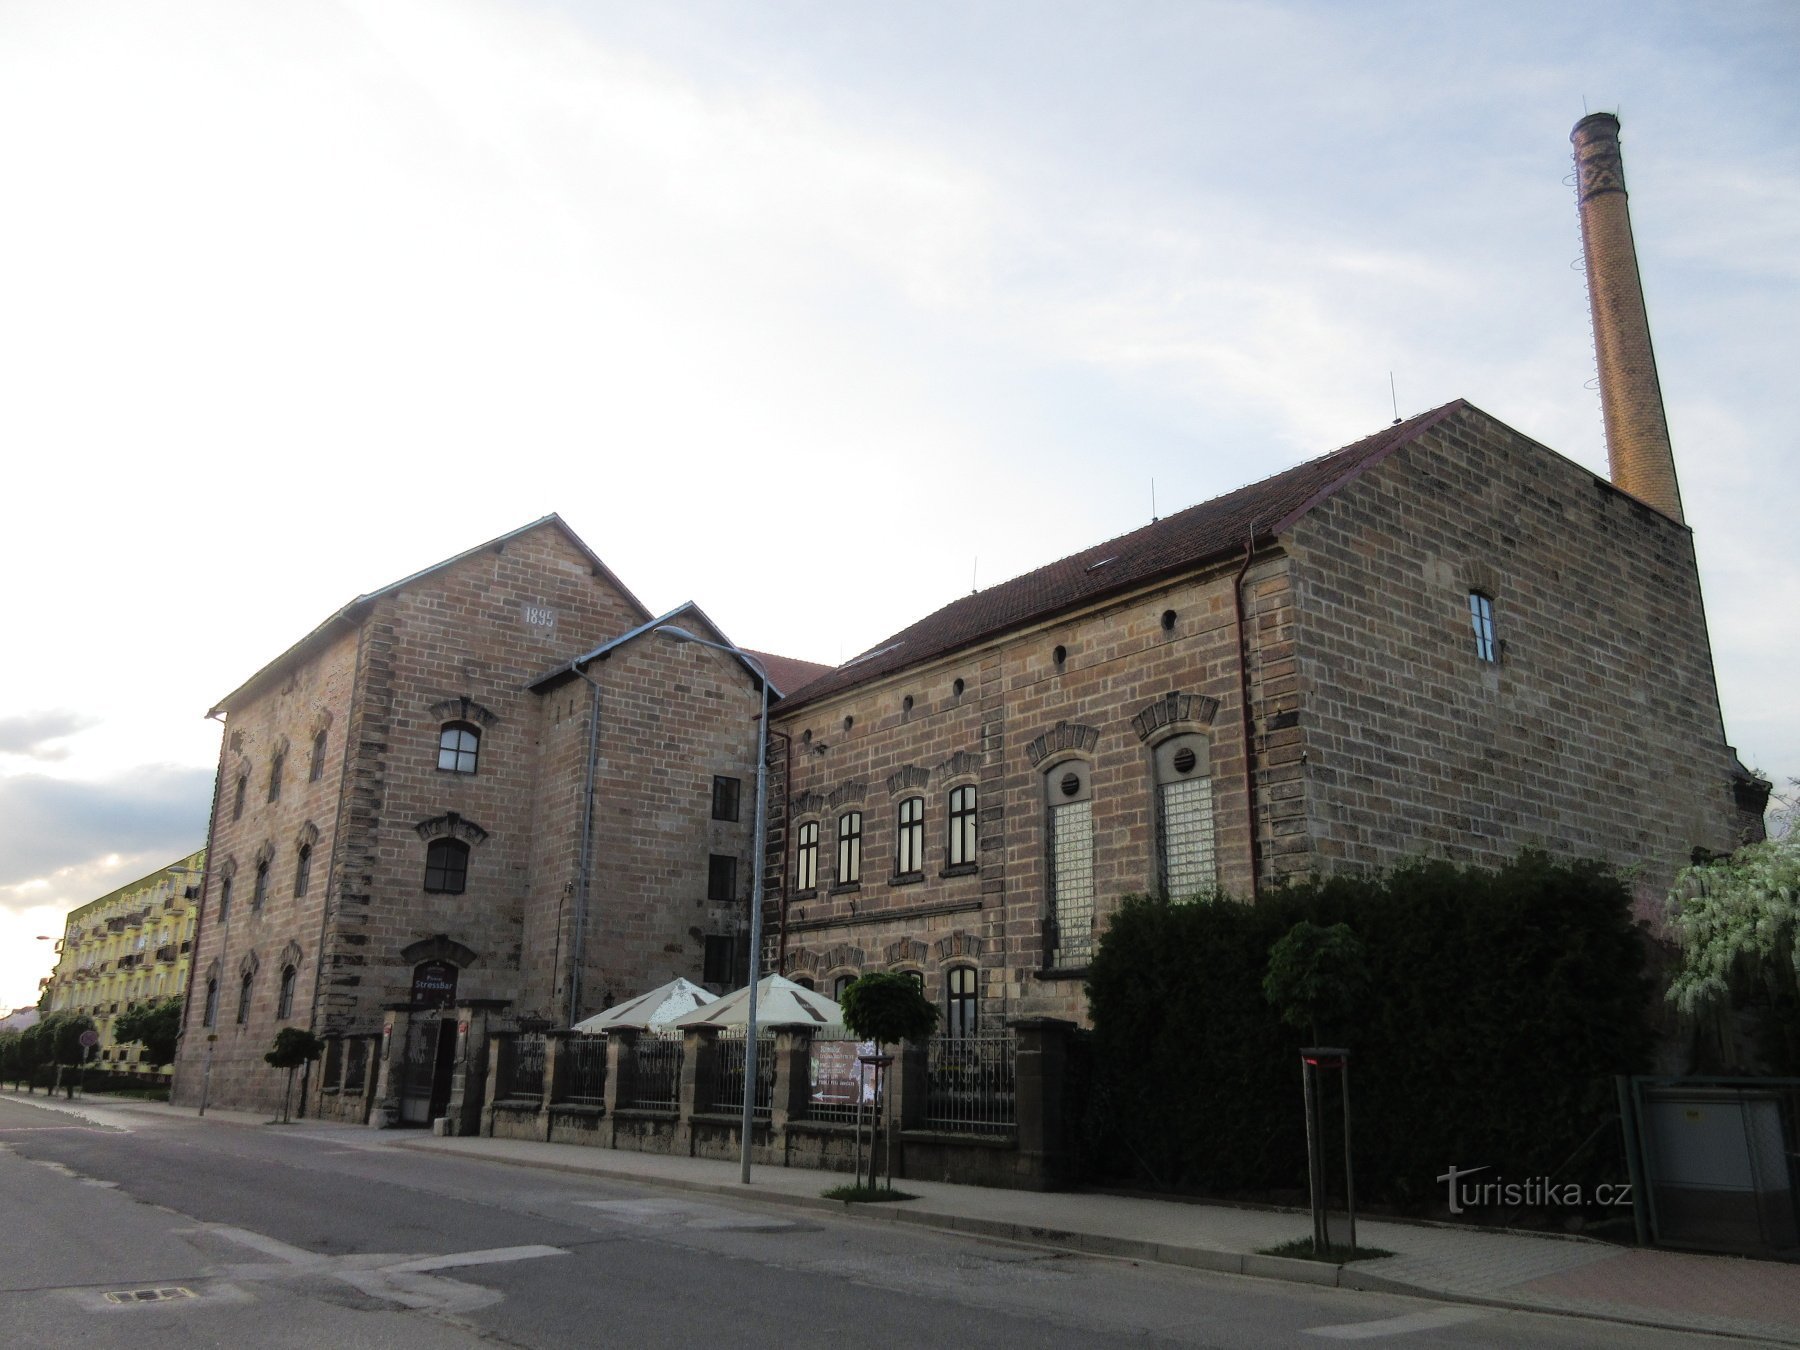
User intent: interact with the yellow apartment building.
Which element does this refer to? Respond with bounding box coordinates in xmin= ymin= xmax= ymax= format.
xmin=42 ymin=849 xmax=205 ymax=1075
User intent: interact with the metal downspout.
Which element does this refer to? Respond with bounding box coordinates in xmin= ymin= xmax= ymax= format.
xmin=1233 ymin=533 xmax=1262 ymax=896
xmin=565 ymin=663 xmax=604 ymax=1025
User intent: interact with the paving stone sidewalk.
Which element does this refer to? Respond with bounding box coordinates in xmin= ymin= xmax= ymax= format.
xmin=11 ymin=1092 xmax=1797 ymax=1344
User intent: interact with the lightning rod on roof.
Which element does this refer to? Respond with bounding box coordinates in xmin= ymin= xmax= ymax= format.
xmin=1389 ymin=372 xmax=1402 ymax=425
xmin=1151 ymin=478 xmax=1158 ymax=523
xmin=971 ymin=557 xmax=978 ymax=594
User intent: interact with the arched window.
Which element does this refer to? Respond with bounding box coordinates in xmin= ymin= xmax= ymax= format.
xmin=202 ymin=978 xmax=219 ymax=1027
xmin=833 ymin=972 xmax=856 ymax=1001
xmin=896 ymin=797 xmax=924 ymax=875
xmin=252 ymin=860 xmax=269 ymax=912
xmin=276 ymin=964 xmax=298 ymax=1020
xmin=294 ymin=843 xmax=312 ymax=898
xmin=236 ymin=970 xmax=254 ymax=1024
xmin=233 ymin=773 xmax=248 ymax=821
xmin=1154 ymin=733 xmax=1216 ymax=901
xmin=438 ymin=722 xmax=481 ymax=774
xmin=217 ymin=875 xmax=233 ymax=923
xmin=792 ymin=974 xmax=816 ymax=991
xmin=267 ymin=749 xmax=285 ymax=802
xmin=947 ymin=785 xmax=977 ymax=868
xmin=946 ymin=966 xmax=978 ymax=1038
xmin=794 ymin=821 xmax=819 ymax=892
xmin=1045 ymin=760 xmax=1094 ymax=968
xmin=836 ymin=812 xmax=863 ymax=886
xmin=424 ymin=839 xmax=470 ymax=894
xmin=309 ymin=728 xmax=328 ymax=782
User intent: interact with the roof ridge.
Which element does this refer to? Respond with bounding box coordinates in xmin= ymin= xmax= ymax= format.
xmin=785 ymin=402 xmax=1466 ymax=710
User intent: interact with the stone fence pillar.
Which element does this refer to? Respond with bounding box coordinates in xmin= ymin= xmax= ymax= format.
xmin=1010 ymin=1017 xmax=1075 ymax=1190
xmin=677 ymin=1026 xmax=719 ymax=1155
xmin=368 ymin=1006 xmax=411 ymax=1129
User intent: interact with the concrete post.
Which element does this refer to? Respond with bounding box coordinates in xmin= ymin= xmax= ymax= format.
xmin=601 ymin=1027 xmax=634 ymax=1148
xmin=769 ymin=1027 xmax=812 ymax=1159
xmin=479 ymin=1030 xmax=508 ymax=1137
xmin=1010 ymin=1017 xmax=1075 ymax=1190
xmin=541 ymin=1031 xmax=568 ymax=1140
xmin=444 ymin=1007 xmax=492 ymax=1138
xmin=368 ymin=1007 xmax=410 ymax=1129
xmin=677 ymin=1026 xmax=718 ymax=1155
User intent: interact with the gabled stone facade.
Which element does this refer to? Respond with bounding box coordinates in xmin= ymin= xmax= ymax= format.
xmin=170 ymin=518 xmax=821 ymax=1119
xmin=763 ymin=402 xmax=1763 ymax=1026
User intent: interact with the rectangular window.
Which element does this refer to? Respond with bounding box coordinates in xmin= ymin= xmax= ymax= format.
xmin=702 ymin=934 xmax=737 ymax=986
xmin=946 ymin=966 xmax=978 ymax=1038
xmin=1159 ymin=777 xmax=1217 ymax=900
xmin=836 ymin=812 xmax=862 ymax=885
xmin=1468 ymin=591 xmax=1498 ymax=663
xmin=947 ymin=785 xmax=977 ymax=867
xmin=795 ymin=821 xmax=818 ymax=891
xmin=711 ymin=775 xmax=741 ymax=822
xmin=707 ymin=854 xmax=737 ymax=903
xmin=896 ymin=797 xmax=924 ymax=875
xmin=1049 ymin=800 xmax=1095 ymax=967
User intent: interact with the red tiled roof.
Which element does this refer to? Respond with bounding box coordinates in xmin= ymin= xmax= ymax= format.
xmin=778 ymin=401 xmax=1468 ymax=710
xmin=745 ymin=649 xmax=834 ymax=699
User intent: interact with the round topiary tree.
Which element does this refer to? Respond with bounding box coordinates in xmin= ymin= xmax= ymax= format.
xmin=1263 ymin=920 xmax=1369 ymax=1045
xmin=837 ymin=972 xmax=939 ymax=1193
xmin=265 ymin=1027 xmax=325 ymax=1123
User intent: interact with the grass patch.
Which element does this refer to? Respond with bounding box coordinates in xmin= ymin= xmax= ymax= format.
xmin=1257 ymin=1237 xmax=1393 ymax=1263
xmin=822 ymin=1184 xmax=917 ymax=1203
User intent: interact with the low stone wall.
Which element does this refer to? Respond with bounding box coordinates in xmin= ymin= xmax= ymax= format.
xmin=479 ymin=1019 xmax=1074 ymax=1191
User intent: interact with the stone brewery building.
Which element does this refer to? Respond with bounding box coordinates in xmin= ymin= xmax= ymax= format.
xmin=173 ymin=113 xmax=1766 ymax=1118
xmin=170 ymin=518 xmax=826 ymax=1120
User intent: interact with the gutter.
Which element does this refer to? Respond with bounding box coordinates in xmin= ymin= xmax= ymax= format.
xmin=1233 ymin=531 xmax=1262 ymax=896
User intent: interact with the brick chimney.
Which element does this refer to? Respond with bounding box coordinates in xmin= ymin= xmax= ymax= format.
xmin=1571 ymin=112 xmax=1684 ymax=523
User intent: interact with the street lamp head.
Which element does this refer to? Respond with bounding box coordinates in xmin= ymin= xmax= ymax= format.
xmin=654 ymin=624 xmax=704 ymax=645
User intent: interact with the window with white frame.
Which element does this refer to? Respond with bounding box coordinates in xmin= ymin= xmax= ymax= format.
xmin=1468 ymin=591 xmax=1498 ymax=663
xmin=896 ymin=796 xmax=924 ymax=875
xmin=836 ymin=812 xmax=863 ymax=886
xmin=795 ymin=821 xmax=819 ymax=891
xmin=946 ymin=965 xmax=978 ymax=1037
xmin=947 ymin=784 xmax=977 ymax=867
xmin=438 ymin=722 xmax=481 ymax=774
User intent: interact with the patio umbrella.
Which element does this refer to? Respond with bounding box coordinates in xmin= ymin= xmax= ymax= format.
xmin=671 ymin=974 xmax=843 ymax=1029
xmin=570 ymin=977 xmax=716 ymax=1033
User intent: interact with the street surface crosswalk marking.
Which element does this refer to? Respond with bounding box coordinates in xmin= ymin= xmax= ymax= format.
xmin=1304 ymin=1306 xmax=1494 ymax=1339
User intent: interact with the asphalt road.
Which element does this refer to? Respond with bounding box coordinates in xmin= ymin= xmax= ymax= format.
xmin=0 ymin=1095 xmax=1735 ymax=1349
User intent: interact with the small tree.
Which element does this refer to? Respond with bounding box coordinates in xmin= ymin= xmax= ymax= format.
xmin=42 ymin=1014 xmax=96 ymax=1098
xmin=265 ymin=1027 xmax=325 ymax=1123
xmin=16 ymin=1021 xmax=49 ymax=1092
xmin=837 ymin=973 xmax=939 ymax=1191
xmin=1263 ymin=920 xmax=1369 ymax=1044
xmin=114 ymin=996 xmax=184 ymax=1071
xmin=0 ymin=1031 xmax=18 ymax=1089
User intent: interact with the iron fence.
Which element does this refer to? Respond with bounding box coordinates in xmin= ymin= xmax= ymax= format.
xmin=557 ymin=1035 xmax=607 ymax=1106
xmin=624 ymin=1032 xmax=683 ymax=1111
xmin=496 ymin=1033 xmax=545 ymax=1101
xmin=925 ymin=1031 xmax=1016 ymax=1134
xmin=707 ymin=1030 xmax=775 ymax=1117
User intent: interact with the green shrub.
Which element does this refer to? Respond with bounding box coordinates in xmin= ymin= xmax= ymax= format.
xmin=1083 ymin=853 xmax=1652 ymax=1211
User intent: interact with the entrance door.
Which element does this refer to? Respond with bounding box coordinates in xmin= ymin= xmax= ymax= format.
xmin=398 ymin=1017 xmax=457 ymax=1126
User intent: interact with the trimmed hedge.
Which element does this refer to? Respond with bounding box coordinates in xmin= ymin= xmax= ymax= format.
xmin=1081 ymin=853 xmax=1652 ymax=1211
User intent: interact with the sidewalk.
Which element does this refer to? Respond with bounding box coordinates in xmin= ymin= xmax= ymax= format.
xmin=10 ymin=1091 xmax=1799 ymax=1344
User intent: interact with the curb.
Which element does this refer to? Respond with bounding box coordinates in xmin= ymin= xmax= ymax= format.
xmin=388 ymin=1136 xmax=1799 ymax=1346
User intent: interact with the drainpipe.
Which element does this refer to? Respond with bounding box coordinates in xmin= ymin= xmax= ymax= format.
xmin=564 ymin=662 xmax=605 ymax=1025
xmin=772 ymin=728 xmax=792 ymax=973
xmin=1233 ymin=531 xmax=1262 ymax=896
xmin=183 ymin=709 xmax=231 ymax=1116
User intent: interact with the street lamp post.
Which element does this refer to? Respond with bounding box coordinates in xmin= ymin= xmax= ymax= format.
xmin=655 ymin=623 xmax=770 ymax=1185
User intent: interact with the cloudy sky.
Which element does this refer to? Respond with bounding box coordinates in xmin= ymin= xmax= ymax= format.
xmin=2 ymin=0 xmax=1795 ymax=1011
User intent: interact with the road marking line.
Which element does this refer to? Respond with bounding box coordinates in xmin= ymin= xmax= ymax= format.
xmin=383 ymin=1245 xmax=567 ymax=1273
xmin=1305 ymin=1307 xmax=1495 ymax=1339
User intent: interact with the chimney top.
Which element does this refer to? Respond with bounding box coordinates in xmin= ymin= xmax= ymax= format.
xmin=1571 ymin=112 xmax=1684 ymax=523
